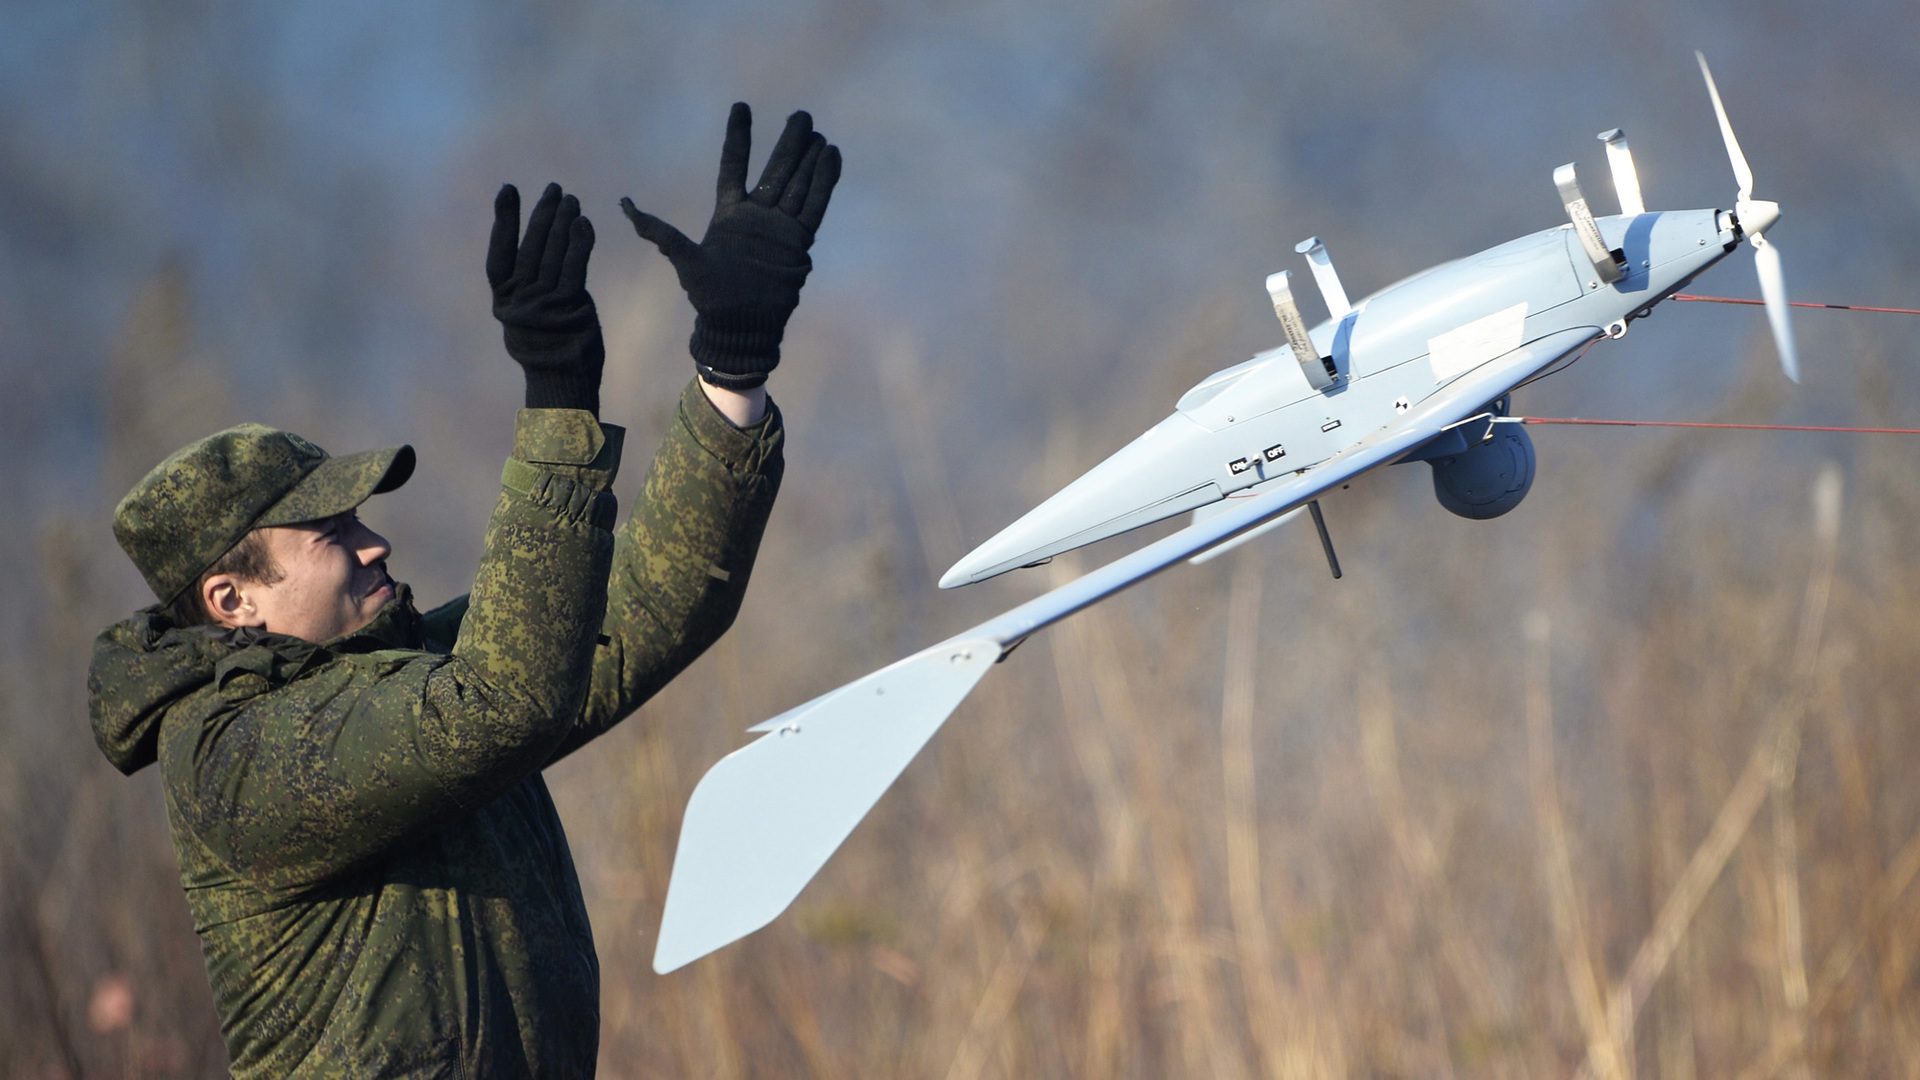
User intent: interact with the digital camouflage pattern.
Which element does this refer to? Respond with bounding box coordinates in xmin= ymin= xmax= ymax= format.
xmin=112 ymin=423 xmax=416 ymax=604
xmin=88 ymin=379 xmax=783 ymax=1078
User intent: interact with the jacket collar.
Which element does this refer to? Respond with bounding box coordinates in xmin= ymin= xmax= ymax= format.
xmin=87 ymin=586 xmax=426 ymax=775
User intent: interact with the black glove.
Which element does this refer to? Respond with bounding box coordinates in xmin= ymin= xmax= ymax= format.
xmin=621 ymin=103 xmax=841 ymax=390
xmin=487 ymin=182 xmax=606 ymax=414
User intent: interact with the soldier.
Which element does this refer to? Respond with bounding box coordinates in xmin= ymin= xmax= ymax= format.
xmin=86 ymin=104 xmax=839 ymax=1077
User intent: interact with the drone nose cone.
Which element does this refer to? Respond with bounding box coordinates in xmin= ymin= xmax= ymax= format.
xmin=1738 ymin=198 xmax=1781 ymax=237
xmin=940 ymin=539 xmax=1018 ymax=590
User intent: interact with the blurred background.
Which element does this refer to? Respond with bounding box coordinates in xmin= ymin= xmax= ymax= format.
xmin=4 ymin=0 xmax=1919 ymax=1075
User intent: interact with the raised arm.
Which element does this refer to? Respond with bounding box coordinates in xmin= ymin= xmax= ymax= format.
xmin=547 ymin=103 xmax=839 ymax=754
xmin=429 ymin=179 xmax=626 ymax=785
xmin=551 ymin=377 xmax=782 ymax=759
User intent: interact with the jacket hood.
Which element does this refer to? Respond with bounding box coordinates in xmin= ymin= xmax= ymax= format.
xmin=87 ymin=587 xmax=424 ymax=775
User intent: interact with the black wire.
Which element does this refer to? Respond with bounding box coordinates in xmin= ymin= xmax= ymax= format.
xmin=1510 ymin=336 xmax=1601 ymax=393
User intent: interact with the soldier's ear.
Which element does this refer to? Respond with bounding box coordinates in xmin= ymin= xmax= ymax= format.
xmin=204 ymin=575 xmax=264 ymax=629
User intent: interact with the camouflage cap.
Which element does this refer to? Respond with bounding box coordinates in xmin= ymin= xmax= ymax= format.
xmin=113 ymin=424 xmax=415 ymax=604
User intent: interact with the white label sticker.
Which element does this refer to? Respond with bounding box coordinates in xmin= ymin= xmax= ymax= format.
xmin=1428 ymin=302 xmax=1529 ymax=382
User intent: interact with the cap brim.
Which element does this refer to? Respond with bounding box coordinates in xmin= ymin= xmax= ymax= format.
xmin=256 ymin=445 xmax=415 ymax=528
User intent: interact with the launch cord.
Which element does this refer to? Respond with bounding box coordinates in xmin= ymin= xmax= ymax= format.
xmin=1502 ymin=417 xmax=1920 ymax=435
xmin=1671 ymin=294 xmax=1920 ymax=316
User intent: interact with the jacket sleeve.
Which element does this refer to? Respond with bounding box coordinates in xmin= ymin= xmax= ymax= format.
xmin=547 ymin=377 xmax=783 ymax=762
xmin=171 ymin=409 xmax=624 ymax=890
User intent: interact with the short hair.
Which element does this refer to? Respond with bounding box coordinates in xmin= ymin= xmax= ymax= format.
xmin=166 ymin=530 xmax=286 ymax=628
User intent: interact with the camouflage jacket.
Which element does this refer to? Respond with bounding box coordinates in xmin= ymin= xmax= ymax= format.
xmin=87 ymin=380 xmax=783 ymax=1078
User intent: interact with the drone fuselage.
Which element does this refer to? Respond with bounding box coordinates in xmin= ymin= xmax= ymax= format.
xmin=940 ymin=207 xmax=1742 ymax=588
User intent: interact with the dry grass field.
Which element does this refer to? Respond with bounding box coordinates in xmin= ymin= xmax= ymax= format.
xmin=8 ymin=287 xmax=1920 ymax=1077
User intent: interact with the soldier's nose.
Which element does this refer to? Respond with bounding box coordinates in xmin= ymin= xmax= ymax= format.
xmin=351 ymin=521 xmax=392 ymax=565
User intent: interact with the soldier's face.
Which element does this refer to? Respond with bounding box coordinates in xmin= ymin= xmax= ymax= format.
xmin=228 ymin=511 xmax=395 ymax=642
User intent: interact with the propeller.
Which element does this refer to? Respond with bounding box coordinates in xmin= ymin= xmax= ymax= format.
xmin=1696 ymin=51 xmax=1799 ymax=382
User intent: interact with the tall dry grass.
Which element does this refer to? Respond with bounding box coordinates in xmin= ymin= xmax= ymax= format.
xmin=617 ymin=334 xmax=1920 ymax=1078
xmin=553 ymin=348 xmax=1920 ymax=1077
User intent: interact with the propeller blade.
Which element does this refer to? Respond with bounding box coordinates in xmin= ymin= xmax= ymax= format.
xmin=1695 ymin=51 xmax=1754 ymax=202
xmin=1751 ymin=234 xmax=1800 ymax=382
